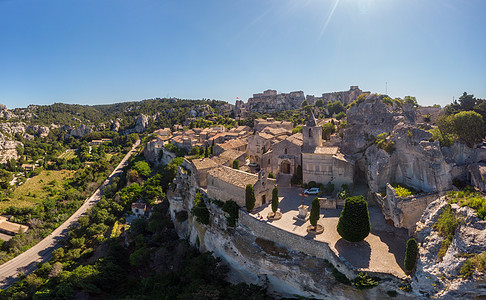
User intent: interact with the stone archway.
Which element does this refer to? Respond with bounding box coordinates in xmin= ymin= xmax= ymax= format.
xmin=280 ymin=160 xmax=291 ymax=174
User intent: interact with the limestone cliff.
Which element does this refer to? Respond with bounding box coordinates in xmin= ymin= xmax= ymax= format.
xmin=413 ymin=197 xmax=486 ymax=298
xmin=167 ymin=161 xmax=410 ymax=299
xmin=343 ymin=94 xmax=452 ymax=194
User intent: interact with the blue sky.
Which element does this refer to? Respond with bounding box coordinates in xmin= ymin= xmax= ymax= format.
xmin=0 ymin=0 xmax=485 ymax=108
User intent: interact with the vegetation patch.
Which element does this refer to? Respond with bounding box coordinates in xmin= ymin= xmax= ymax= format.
xmin=434 ymin=204 xmax=461 ymax=262
xmin=337 ymin=196 xmax=370 ymax=242
xmin=324 ymin=260 xmax=351 ymax=285
xmin=254 ymin=238 xmax=291 ymax=259
xmin=222 ymin=200 xmax=239 ymax=227
xmin=391 ymin=183 xmax=418 ymax=198
xmin=447 ymin=190 xmax=486 ymax=220
xmin=191 ymin=192 xmax=210 ymax=225
xmin=352 ymin=272 xmax=380 ymax=289
xmin=2 ymin=170 xmax=75 ymax=211
xmin=460 ymin=252 xmax=486 ymax=279
xmin=404 ymin=238 xmax=418 ymax=271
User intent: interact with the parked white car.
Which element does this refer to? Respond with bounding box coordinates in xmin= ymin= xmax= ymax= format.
xmin=304 ymin=187 xmax=320 ymax=195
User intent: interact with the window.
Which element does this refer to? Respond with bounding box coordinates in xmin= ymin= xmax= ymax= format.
xmin=268 ymin=159 xmax=270 ymax=164
xmin=284 ymin=148 xmax=287 ymax=154
xmin=309 ymin=128 xmax=313 ymax=137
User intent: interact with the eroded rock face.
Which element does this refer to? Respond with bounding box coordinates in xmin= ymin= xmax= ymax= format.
xmin=66 ymin=124 xmax=93 ymax=138
xmin=122 ymin=114 xmax=149 ymax=135
xmin=342 ymin=94 xmax=452 ymax=193
xmin=26 ymin=125 xmax=50 ymax=138
xmin=111 ymin=119 xmax=121 ymax=132
xmin=413 ymin=197 xmax=486 ymax=298
xmin=0 ymin=140 xmax=22 ymax=164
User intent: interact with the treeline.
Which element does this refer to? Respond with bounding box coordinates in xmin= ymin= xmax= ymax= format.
xmin=1 ymin=154 xmax=268 ymax=300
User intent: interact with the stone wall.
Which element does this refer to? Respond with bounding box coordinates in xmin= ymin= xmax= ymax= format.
xmin=374 ymin=183 xmax=441 ymax=234
xmin=237 ymin=209 xmax=356 ymax=278
xmin=319 ymin=197 xmax=337 ymax=209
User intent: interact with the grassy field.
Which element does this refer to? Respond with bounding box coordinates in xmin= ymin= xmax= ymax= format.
xmin=0 ymin=170 xmax=75 ymax=211
xmin=58 ymin=150 xmax=77 ymax=160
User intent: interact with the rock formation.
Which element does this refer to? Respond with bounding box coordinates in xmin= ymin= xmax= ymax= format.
xmin=66 ymin=124 xmax=93 ymax=138
xmin=413 ymin=197 xmax=486 ymax=298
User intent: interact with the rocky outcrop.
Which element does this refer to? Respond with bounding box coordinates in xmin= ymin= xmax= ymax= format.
xmin=122 ymin=114 xmax=149 ymax=135
xmin=0 ymin=140 xmax=22 ymax=164
xmin=66 ymin=124 xmax=93 ymax=138
xmin=26 ymin=125 xmax=50 ymax=138
xmin=0 ymin=104 xmax=17 ymax=119
xmin=111 ymin=119 xmax=121 ymax=132
xmin=413 ymin=197 xmax=486 ymax=298
xmin=342 ymin=94 xmax=453 ymax=194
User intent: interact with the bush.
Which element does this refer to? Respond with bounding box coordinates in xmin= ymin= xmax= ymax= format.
xmin=271 ymin=187 xmax=279 ymax=214
xmin=268 ymin=172 xmax=275 ymax=179
xmin=222 ymin=200 xmax=239 ymax=227
xmin=394 ymin=185 xmax=412 ymax=197
xmin=324 ymin=183 xmax=335 ymax=196
xmin=434 ymin=205 xmax=459 ymax=240
xmin=404 ymin=238 xmax=418 ymax=271
xmin=232 ymin=160 xmax=239 ymax=170
xmin=353 ymin=272 xmax=379 ymax=289
xmin=245 ymin=184 xmax=255 ymax=212
xmin=309 ymin=197 xmax=320 ymax=227
xmin=191 ymin=193 xmax=210 ymax=225
xmin=307 ymin=181 xmax=318 ymax=188
xmin=337 ymin=196 xmax=370 ymax=242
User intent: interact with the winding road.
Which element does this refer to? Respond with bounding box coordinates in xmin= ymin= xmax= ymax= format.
xmin=0 ymin=140 xmax=140 ymax=290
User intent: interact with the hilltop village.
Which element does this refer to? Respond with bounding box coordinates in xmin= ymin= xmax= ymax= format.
xmin=0 ymin=87 xmax=486 ymax=299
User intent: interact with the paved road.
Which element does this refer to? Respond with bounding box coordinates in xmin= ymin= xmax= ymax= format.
xmin=0 ymin=140 xmax=140 ymax=290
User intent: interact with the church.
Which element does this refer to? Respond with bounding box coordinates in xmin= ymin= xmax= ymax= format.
xmin=301 ymin=113 xmax=354 ymax=188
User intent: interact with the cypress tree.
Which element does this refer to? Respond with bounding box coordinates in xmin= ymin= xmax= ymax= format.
xmin=271 ymin=186 xmax=279 ymax=214
xmin=404 ymin=238 xmax=418 ymax=271
xmin=309 ymin=197 xmax=320 ymax=227
xmin=245 ymin=184 xmax=255 ymax=212
xmin=337 ymin=196 xmax=370 ymax=242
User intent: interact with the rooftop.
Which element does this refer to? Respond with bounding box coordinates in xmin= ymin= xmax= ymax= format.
xmin=208 ymin=166 xmax=258 ymax=189
xmin=192 ymin=157 xmax=219 ymax=170
xmin=314 ymin=146 xmax=339 ymax=155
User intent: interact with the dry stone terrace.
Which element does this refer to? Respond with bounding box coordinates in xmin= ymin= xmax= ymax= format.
xmin=249 ymin=186 xmax=408 ymax=278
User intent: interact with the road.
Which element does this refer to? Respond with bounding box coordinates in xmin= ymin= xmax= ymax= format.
xmin=0 ymin=140 xmax=140 ymax=290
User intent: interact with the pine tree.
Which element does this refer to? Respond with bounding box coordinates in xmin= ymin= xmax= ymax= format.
xmin=271 ymin=186 xmax=279 ymax=214
xmin=404 ymin=238 xmax=418 ymax=271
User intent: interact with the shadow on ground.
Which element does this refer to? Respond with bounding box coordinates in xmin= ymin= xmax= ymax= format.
xmin=335 ymin=238 xmax=371 ymax=268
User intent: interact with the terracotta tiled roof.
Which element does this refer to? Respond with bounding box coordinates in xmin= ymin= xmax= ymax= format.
xmin=192 ymin=158 xmax=219 ymax=170
xmin=208 ymin=166 xmax=258 ymax=189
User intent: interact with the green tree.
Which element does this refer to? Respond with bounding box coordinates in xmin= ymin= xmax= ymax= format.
xmin=232 ymin=159 xmax=239 ymax=170
xmin=315 ymin=99 xmax=324 ymax=107
xmin=453 ymin=110 xmax=484 ymax=147
xmin=458 ymin=92 xmax=477 ymax=111
xmin=337 ymin=196 xmax=370 ymax=242
xmin=322 ymin=123 xmax=336 ymax=140
xmin=327 ymin=100 xmax=345 ymax=116
xmin=301 ymin=100 xmax=309 ymax=108
xmin=271 ymin=186 xmax=279 ymax=214
xmin=132 ymin=161 xmax=151 ymax=178
xmin=404 ymin=238 xmax=418 ymax=271
xmin=403 ymin=96 xmax=418 ymax=107
xmin=245 ymin=184 xmax=255 ymax=212
xmin=309 ymin=197 xmax=320 ymax=227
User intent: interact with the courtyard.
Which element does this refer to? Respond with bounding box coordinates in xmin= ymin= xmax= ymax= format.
xmin=250 ymin=186 xmax=408 ymax=278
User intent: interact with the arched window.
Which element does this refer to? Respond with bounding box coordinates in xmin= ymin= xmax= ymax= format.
xmin=284 ymin=148 xmax=288 ymax=154
xmin=268 ymin=159 xmax=270 ymax=164
xmin=309 ymin=128 xmax=313 ymax=137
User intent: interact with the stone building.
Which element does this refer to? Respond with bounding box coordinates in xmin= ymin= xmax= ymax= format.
xmin=301 ymin=114 xmax=354 ymax=188
xmin=247 ymin=90 xmax=305 ymax=113
xmin=191 ymin=158 xmax=219 ymax=188
xmin=207 ymin=167 xmax=276 ymax=208
xmin=254 ymin=118 xmax=293 ymax=132
xmin=307 ymin=86 xmax=369 ymax=107
xmin=262 ymin=133 xmax=303 ymax=177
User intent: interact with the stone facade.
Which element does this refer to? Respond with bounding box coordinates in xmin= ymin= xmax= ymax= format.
xmin=262 ymin=133 xmax=303 ymax=177
xmin=247 ymin=90 xmax=305 ymax=113
xmin=374 ymin=183 xmax=441 ymax=234
xmin=207 ymin=167 xmax=275 ymax=208
xmin=307 ymin=86 xmax=369 ymax=107
xmin=254 ymin=118 xmax=293 ymax=132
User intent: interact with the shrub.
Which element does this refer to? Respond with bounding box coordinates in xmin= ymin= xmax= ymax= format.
xmin=335 ymin=111 xmax=346 ymax=120
xmin=386 ymin=290 xmax=398 ymax=297
xmin=353 ymin=272 xmax=379 ymax=289
xmin=404 ymin=238 xmax=418 ymax=271
xmin=337 ymin=196 xmax=370 ymax=242
xmin=309 ymin=197 xmax=320 ymax=227
xmin=434 ymin=204 xmax=459 ymax=240
xmin=394 ymin=185 xmax=412 ymax=197
xmin=245 ymin=184 xmax=256 ymax=212
xmin=324 ymin=183 xmax=335 ymax=196
xmin=268 ymin=172 xmax=275 ymax=179
xmin=222 ymin=200 xmax=239 ymax=227
xmin=326 ymin=261 xmax=351 ymax=285
xmin=271 ymin=187 xmax=279 ymax=214
xmin=307 ymin=181 xmax=318 ymax=188
xmin=191 ymin=192 xmax=210 ymax=225
xmin=232 ymin=159 xmax=239 ymax=170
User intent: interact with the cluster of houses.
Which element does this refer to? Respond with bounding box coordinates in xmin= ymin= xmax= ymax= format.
xmin=148 ymin=114 xmax=355 ymax=212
